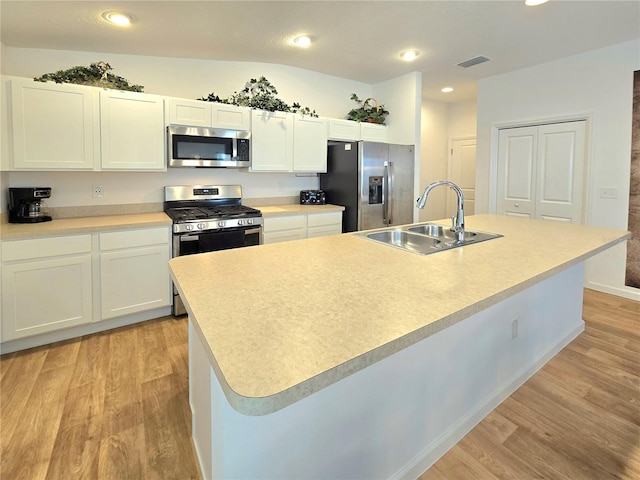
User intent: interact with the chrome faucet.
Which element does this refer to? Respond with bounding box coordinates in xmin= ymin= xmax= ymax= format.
xmin=416 ymin=180 xmax=465 ymax=243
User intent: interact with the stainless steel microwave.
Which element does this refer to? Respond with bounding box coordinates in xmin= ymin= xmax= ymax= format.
xmin=167 ymin=125 xmax=251 ymax=168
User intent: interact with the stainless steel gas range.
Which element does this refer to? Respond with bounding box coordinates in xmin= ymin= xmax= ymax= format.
xmin=164 ymin=184 xmax=263 ymax=315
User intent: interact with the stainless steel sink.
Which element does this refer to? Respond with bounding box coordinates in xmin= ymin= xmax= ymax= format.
xmin=366 ymin=230 xmax=443 ymax=254
xmin=357 ymin=223 xmax=502 ymax=256
xmin=408 ymin=224 xmax=478 ymax=240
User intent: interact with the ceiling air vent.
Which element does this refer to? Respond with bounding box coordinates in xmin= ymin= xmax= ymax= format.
xmin=457 ymin=56 xmax=490 ymax=68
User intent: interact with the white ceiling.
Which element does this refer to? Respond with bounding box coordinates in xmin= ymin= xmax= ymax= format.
xmin=1 ymin=1 xmax=639 ymax=102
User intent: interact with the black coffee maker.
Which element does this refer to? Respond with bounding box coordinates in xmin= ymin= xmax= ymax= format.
xmin=8 ymin=187 xmax=53 ymax=223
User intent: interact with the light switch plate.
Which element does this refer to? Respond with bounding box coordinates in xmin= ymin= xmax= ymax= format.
xmin=599 ymin=187 xmax=618 ymax=199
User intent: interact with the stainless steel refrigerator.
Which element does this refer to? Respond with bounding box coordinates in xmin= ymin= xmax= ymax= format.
xmin=320 ymin=141 xmax=415 ymax=232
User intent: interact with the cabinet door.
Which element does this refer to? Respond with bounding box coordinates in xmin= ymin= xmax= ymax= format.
xmin=307 ymin=212 xmax=343 ymax=238
xmin=250 ymin=111 xmax=294 ymax=171
xmin=167 ymin=97 xmax=212 ymax=127
xmin=10 ymin=78 xmax=98 ymax=170
xmin=1 ymin=254 xmax=92 ymax=340
xmin=360 ymin=123 xmax=389 ymax=143
xmin=263 ymin=215 xmax=307 ymax=244
xmin=293 ymin=115 xmax=328 ymax=172
xmin=99 ymin=245 xmax=171 ymax=319
xmin=100 ymin=90 xmax=165 ymax=170
xmin=328 ymin=119 xmax=361 ymax=141
xmin=212 ymin=104 xmax=251 ymax=130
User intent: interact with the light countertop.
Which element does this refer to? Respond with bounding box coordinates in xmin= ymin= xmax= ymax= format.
xmin=0 ymin=212 xmax=172 ymax=240
xmin=0 ymin=204 xmax=344 ymax=240
xmin=169 ymin=214 xmax=630 ymax=416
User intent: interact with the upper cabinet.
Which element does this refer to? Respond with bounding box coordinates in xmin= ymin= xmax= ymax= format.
xmin=328 ymin=119 xmax=361 ymax=141
xmin=360 ymin=122 xmax=389 ymax=143
xmin=10 ymin=78 xmax=99 ymax=170
xmin=167 ymin=97 xmax=251 ymax=130
xmin=251 ymin=111 xmax=328 ymax=173
xmin=100 ymin=90 xmax=165 ymax=170
xmin=293 ymin=115 xmax=328 ymax=173
xmin=250 ymin=110 xmax=294 ymax=172
xmin=6 ymin=78 xmax=166 ymax=171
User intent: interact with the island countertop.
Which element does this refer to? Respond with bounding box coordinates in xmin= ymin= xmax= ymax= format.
xmin=169 ymin=214 xmax=630 ymax=415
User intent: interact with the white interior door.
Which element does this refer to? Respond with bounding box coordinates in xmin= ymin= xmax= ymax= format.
xmin=535 ymin=122 xmax=586 ymax=223
xmin=496 ymin=121 xmax=586 ymax=224
xmin=447 ymin=138 xmax=476 ymax=217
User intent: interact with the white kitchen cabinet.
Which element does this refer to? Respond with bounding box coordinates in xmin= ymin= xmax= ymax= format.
xmin=250 ymin=110 xmax=294 ymax=172
xmin=328 ymin=119 xmax=361 ymax=141
xmin=360 ymin=122 xmax=389 ymax=143
xmin=167 ymin=98 xmax=251 ymax=130
xmin=1 ymin=235 xmax=93 ymax=341
xmin=263 ymin=215 xmax=307 ymax=244
xmin=99 ymin=227 xmax=171 ymax=319
xmin=263 ymin=211 xmax=343 ymax=244
xmin=10 ymin=78 xmax=99 ymax=170
xmin=293 ymin=115 xmax=328 ymax=172
xmin=307 ymin=212 xmax=343 ymax=237
xmin=100 ymin=90 xmax=165 ymax=170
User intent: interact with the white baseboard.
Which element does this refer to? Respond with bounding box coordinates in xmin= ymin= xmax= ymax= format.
xmin=395 ymin=321 xmax=585 ymax=480
xmin=0 ymin=306 xmax=172 ymax=354
xmin=585 ymin=281 xmax=640 ymax=302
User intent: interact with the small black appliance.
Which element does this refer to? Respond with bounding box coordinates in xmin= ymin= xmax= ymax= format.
xmin=300 ymin=190 xmax=326 ymax=205
xmin=8 ymin=187 xmax=52 ymax=223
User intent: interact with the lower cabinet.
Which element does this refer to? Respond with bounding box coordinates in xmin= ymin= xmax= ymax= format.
xmin=1 ymin=235 xmax=93 ymax=341
xmin=1 ymin=226 xmax=171 ymax=343
xmin=99 ymin=228 xmax=171 ymax=319
xmin=263 ymin=211 xmax=342 ymax=244
xmin=263 ymin=215 xmax=307 ymax=244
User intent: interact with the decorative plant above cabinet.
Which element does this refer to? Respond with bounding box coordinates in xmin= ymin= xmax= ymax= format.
xmin=346 ymin=94 xmax=389 ymax=125
xmin=34 ymin=61 xmax=144 ymax=92
xmin=198 ymin=76 xmax=318 ymax=117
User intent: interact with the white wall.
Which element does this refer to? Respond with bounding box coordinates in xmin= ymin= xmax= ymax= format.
xmin=1 ymin=46 xmax=421 ymax=211
xmin=476 ymin=39 xmax=640 ymax=301
xmin=419 ymin=98 xmax=477 ymax=222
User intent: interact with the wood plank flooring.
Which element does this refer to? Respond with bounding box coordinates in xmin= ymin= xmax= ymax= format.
xmin=1 ymin=288 xmax=638 ymax=479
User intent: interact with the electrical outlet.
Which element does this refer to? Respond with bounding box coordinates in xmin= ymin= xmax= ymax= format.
xmin=93 ymin=185 xmax=104 ymax=198
xmin=511 ymin=318 xmax=519 ymax=339
xmin=599 ymin=187 xmax=618 ymax=199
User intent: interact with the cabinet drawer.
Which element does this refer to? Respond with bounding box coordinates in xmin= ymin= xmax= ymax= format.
xmin=2 ymin=234 xmax=91 ymax=262
xmin=307 ymin=212 xmax=342 ymax=228
xmin=100 ymin=227 xmax=169 ymax=251
xmin=263 ymin=215 xmax=306 ymax=232
xmin=308 ymin=225 xmax=342 ymax=238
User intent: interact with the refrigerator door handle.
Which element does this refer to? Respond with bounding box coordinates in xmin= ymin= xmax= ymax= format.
xmin=384 ymin=161 xmax=394 ymax=225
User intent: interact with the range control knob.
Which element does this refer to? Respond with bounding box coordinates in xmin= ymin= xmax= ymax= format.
xmin=197 ymin=223 xmax=205 ymax=230
xmin=185 ymin=224 xmax=194 ymax=231
xmin=238 ymin=219 xmax=244 ymax=226
xmin=247 ymin=218 xmax=253 ymax=225
xmin=218 ymin=221 xmax=225 ymax=228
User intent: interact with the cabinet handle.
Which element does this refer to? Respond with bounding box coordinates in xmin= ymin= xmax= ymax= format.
xmin=514 ymin=203 xmax=520 ymax=208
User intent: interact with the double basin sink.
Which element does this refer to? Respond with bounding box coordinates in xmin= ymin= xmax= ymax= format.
xmin=357 ymin=223 xmax=502 ymax=256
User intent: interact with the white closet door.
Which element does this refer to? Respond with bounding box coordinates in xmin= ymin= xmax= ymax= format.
xmin=535 ymin=122 xmax=586 ymax=223
xmin=496 ymin=121 xmax=586 ymax=224
xmin=496 ymin=126 xmax=538 ymax=219
xmin=448 ymin=138 xmax=477 ymax=217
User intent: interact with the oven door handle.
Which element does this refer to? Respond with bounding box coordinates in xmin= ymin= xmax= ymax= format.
xmin=244 ymin=227 xmax=262 ymax=235
xmin=180 ymin=235 xmax=200 ymax=242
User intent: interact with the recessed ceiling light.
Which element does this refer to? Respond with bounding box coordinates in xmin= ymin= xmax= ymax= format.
xmin=400 ymin=50 xmax=419 ymax=62
xmin=525 ymin=0 xmax=549 ymax=6
xmin=293 ymin=35 xmax=312 ymax=48
xmin=441 ymin=87 xmax=454 ymax=93
xmin=102 ymin=12 xmax=132 ymax=26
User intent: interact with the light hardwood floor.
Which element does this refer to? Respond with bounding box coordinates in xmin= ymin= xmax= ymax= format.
xmin=1 ymin=288 xmax=638 ymax=479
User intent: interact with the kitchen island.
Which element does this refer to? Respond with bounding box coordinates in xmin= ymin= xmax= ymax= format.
xmin=169 ymin=214 xmax=629 ymax=479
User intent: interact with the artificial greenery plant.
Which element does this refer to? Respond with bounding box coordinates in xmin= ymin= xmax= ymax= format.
xmin=34 ymin=61 xmax=144 ymax=92
xmin=346 ymin=93 xmax=389 ymax=125
xmin=199 ymin=76 xmax=318 ymax=116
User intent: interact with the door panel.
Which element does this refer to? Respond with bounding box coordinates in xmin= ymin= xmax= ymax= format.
xmin=496 ymin=127 xmax=537 ymax=218
xmin=535 ymin=122 xmax=586 ymax=223
xmin=448 ymin=138 xmax=476 ymax=217
xmin=496 ymin=121 xmax=586 ymax=224
xmin=359 ymin=142 xmax=387 ymax=230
